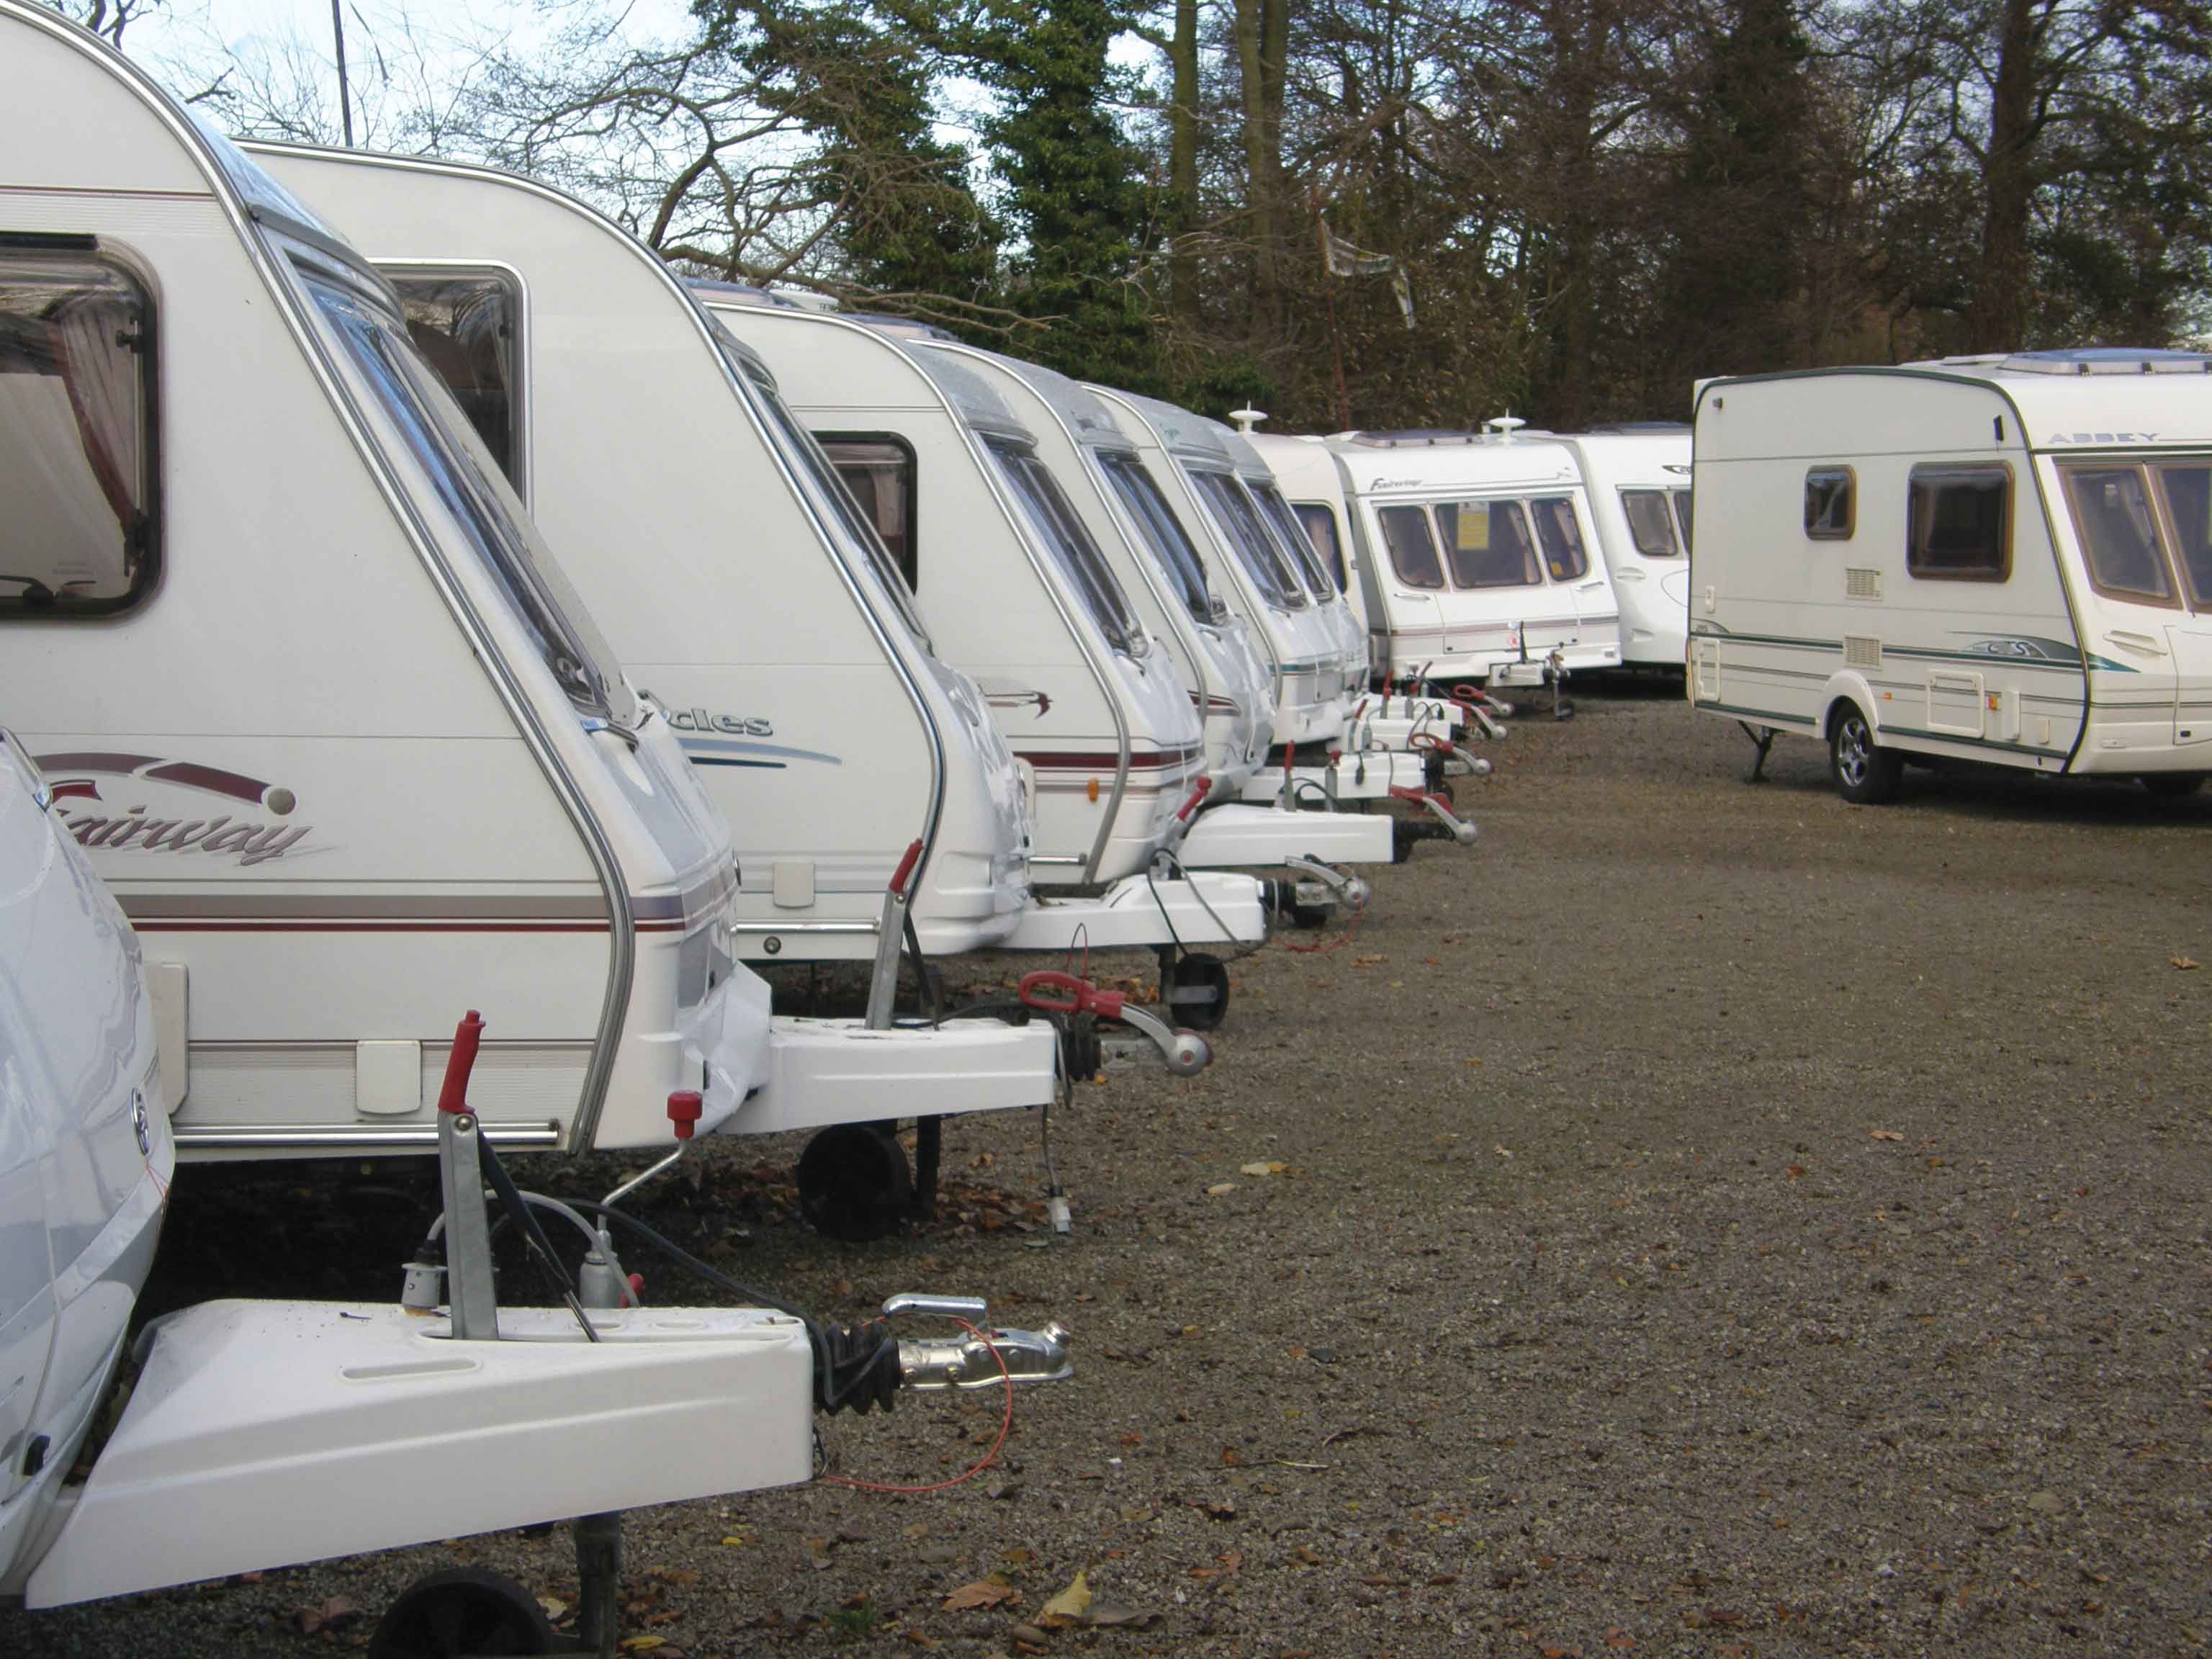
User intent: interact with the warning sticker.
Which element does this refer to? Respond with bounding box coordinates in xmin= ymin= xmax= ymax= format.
xmin=1455 ymin=504 xmax=1491 ymax=552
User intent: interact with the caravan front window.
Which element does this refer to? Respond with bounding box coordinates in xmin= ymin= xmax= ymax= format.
xmin=1436 ymin=500 xmax=1541 ymax=588
xmin=1673 ymin=489 xmax=1694 ymax=551
xmin=1249 ymin=478 xmax=1338 ymax=603
xmin=0 ymin=248 xmax=157 ymax=617
xmin=300 ymin=266 xmax=629 ymax=721
xmin=1907 ymin=464 xmax=2010 ymax=582
xmin=2154 ymin=464 xmax=2212 ymax=606
xmin=986 ymin=438 xmax=1148 ymax=656
xmin=1098 ymin=451 xmax=1227 ymax=626
xmin=1378 ymin=505 xmax=1444 ymax=589
xmin=1530 ymin=496 xmax=1589 ymax=580
xmin=2066 ymin=466 xmax=2175 ymax=603
xmin=1190 ymin=468 xmax=1306 ymax=608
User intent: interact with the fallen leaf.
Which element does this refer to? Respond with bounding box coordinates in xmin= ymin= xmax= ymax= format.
xmin=537 ymin=1596 xmax=568 ymax=1622
xmin=619 ymin=1640 xmax=666 ymax=1654
xmin=1087 ymin=1604 xmax=1159 ymax=1629
xmin=1605 ymin=1629 xmax=1637 ymax=1649
xmin=1239 ymin=1161 xmax=1287 ymax=1177
xmin=1786 ymin=1164 xmax=1807 ymax=1179
xmin=296 ymin=1597 xmax=362 ymax=1636
xmin=1869 ymin=1130 xmax=1903 ymax=1141
xmin=2172 ymin=956 xmax=2199 ymax=970
xmin=1038 ymin=1570 xmax=1092 ymax=1627
xmin=1205 ymin=1182 xmax=1238 ymax=1196
xmin=942 ymin=1579 xmax=1020 ymax=1611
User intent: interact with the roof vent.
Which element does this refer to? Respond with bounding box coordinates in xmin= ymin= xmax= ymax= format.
xmin=1228 ymin=406 xmax=1268 ymax=434
xmin=1484 ymin=414 xmax=1527 ymax=444
xmin=1995 ymin=348 xmax=2212 ymax=377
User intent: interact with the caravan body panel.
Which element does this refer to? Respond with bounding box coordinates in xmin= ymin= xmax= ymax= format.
xmin=0 ymin=4 xmax=768 ymax=1157
xmin=1331 ymin=432 xmax=1623 ymax=685
xmin=255 ymin=145 xmax=1033 ymax=962
xmin=709 ymin=302 xmax=1205 ymax=886
xmin=1089 ymin=389 xmax=1349 ymax=747
xmin=1559 ymin=429 xmax=1694 ymax=667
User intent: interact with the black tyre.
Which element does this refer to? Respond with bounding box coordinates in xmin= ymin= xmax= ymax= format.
xmin=367 ymin=1568 xmax=554 ymax=1659
xmin=1162 ymin=953 xmax=1231 ymax=1032
xmin=2141 ymin=774 xmax=2206 ymax=800
xmin=796 ymin=1122 xmax=914 ymax=1241
xmin=1829 ymin=703 xmax=1902 ymax=805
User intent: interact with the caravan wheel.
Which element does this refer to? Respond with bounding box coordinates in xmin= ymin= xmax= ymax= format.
xmin=797 ymin=1122 xmax=914 ymax=1241
xmin=1829 ymin=703 xmax=1902 ymax=805
xmin=367 ymin=1568 xmax=554 ymax=1658
xmin=2140 ymin=774 xmax=2206 ymax=800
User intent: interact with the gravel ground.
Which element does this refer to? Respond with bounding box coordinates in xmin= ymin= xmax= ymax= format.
xmin=12 ymin=680 xmax=2212 ymax=1658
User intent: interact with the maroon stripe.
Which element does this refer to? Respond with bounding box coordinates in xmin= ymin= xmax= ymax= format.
xmin=131 ymin=920 xmax=684 ymax=935
xmin=1017 ymin=749 xmax=1202 ymax=770
xmin=34 ymin=751 xmax=162 ymax=774
xmin=143 ymin=761 xmax=274 ymax=804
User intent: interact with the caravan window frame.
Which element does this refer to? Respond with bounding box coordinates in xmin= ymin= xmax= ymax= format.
xmin=2150 ymin=461 xmax=2212 ymax=609
xmin=383 ymin=263 xmax=526 ymax=500
xmin=1377 ymin=504 xmax=1445 ymax=590
xmin=1189 ymin=465 xmax=1308 ymax=609
xmin=1248 ymin=476 xmax=1339 ymax=603
xmin=2062 ymin=462 xmax=2180 ymax=606
xmin=820 ymin=432 xmax=920 ymax=593
xmin=0 ymin=239 xmax=161 ymax=619
xmin=984 ymin=435 xmax=1149 ymax=657
xmin=1436 ymin=499 xmax=1544 ymax=590
xmin=1906 ymin=462 xmax=2013 ymax=583
xmin=1802 ymin=467 xmax=1855 ymax=541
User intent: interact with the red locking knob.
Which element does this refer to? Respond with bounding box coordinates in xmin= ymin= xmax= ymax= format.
xmin=667 ymin=1089 xmax=704 ymax=1140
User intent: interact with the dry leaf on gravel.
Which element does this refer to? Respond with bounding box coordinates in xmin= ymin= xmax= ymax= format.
xmin=1238 ymin=1161 xmax=1287 ymax=1177
xmin=2173 ymin=956 xmax=2200 ymax=969
xmin=1205 ymin=1182 xmax=1237 ymax=1196
xmin=295 ymin=1597 xmax=361 ymax=1636
xmin=1037 ymin=1570 xmax=1092 ymax=1627
xmin=1087 ymin=1604 xmax=1160 ymax=1629
xmin=942 ymin=1579 xmax=1020 ymax=1611
xmin=1869 ymin=1130 xmax=1903 ymax=1141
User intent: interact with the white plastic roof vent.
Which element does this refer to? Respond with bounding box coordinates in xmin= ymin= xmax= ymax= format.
xmin=1228 ymin=406 xmax=1267 ymax=433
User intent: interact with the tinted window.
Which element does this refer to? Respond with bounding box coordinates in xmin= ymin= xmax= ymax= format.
xmin=302 ymin=266 xmax=627 ymax=719
xmin=1099 ymin=450 xmax=1224 ymax=625
xmin=986 ymin=438 xmax=1146 ymax=655
xmin=822 ymin=436 xmax=918 ymax=592
xmin=1435 ymin=500 xmax=1540 ymax=588
xmin=1249 ymin=478 xmax=1336 ymax=602
xmin=1620 ymin=489 xmax=1679 ymax=557
xmin=1673 ymin=489 xmax=1693 ymax=552
xmin=2066 ymin=465 xmax=2174 ymax=602
xmin=1294 ymin=503 xmax=1347 ymax=590
xmin=1190 ymin=467 xmax=1305 ymax=608
xmin=390 ymin=271 xmax=518 ymax=482
xmin=1804 ymin=468 xmax=1854 ymax=540
xmin=1378 ymin=505 xmax=1444 ymax=589
xmin=1907 ymin=465 xmax=2010 ymax=581
xmin=2154 ymin=463 xmax=2212 ymax=606
xmin=0 ymin=251 xmax=156 ymax=616
xmin=1530 ymin=495 xmax=1589 ymax=580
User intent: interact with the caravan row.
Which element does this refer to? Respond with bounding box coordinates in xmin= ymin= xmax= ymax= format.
xmin=0 ymin=1 xmax=1486 ymax=1238
xmin=0 ymin=0 xmax=1487 ymax=1632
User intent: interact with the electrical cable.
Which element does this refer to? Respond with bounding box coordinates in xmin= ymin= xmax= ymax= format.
xmin=817 ymin=1318 xmax=1014 ymax=1495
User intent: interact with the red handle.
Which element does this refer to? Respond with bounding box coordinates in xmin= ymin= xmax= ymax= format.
xmin=436 ymin=1010 xmax=484 ymax=1115
xmin=1408 ymin=729 xmax=1451 ymax=753
xmin=667 ymin=1088 xmax=703 ymax=1141
xmin=1175 ymin=778 xmax=1211 ymax=823
xmin=1452 ymin=684 xmax=1483 ymax=705
xmin=1018 ymin=970 xmax=1125 ymax=1020
xmin=888 ymin=838 xmax=924 ymax=899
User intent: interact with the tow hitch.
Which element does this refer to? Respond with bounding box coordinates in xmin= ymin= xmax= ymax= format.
xmin=1390 ymin=786 xmax=1478 ymax=852
xmin=882 ymin=1294 xmax=1075 ymax=1390
xmin=1019 ymin=970 xmax=1211 ymax=1075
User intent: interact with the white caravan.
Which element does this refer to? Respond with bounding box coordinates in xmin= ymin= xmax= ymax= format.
xmin=0 ymin=5 xmax=1053 ymax=1168
xmin=1330 ymin=426 xmax=1623 ymax=688
xmin=1248 ymin=428 xmax=1490 ymax=749
xmin=1690 ymin=349 xmax=2212 ymax=801
xmin=905 ymin=344 xmax=1401 ymax=874
xmin=696 ymin=293 xmax=1269 ymax=964
xmin=253 ymin=144 xmax=1035 ymax=969
xmin=1089 ymin=388 xmax=1351 ymax=749
xmin=1557 ymin=426 xmax=1694 ymax=669
xmin=0 ymin=721 xmax=1070 ymax=1633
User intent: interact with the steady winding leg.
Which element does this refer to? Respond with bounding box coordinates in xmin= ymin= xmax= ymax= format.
xmin=1739 ymin=721 xmax=1778 ymax=784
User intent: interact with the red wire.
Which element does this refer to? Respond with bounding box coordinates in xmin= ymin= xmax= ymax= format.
xmin=819 ymin=1318 xmax=1015 ymax=1495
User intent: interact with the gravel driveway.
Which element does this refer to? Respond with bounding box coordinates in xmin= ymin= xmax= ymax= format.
xmin=12 ymin=681 xmax=2210 ymax=1657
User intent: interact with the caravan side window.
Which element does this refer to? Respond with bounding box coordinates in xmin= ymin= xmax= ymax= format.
xmin=389 ymin=269 xmax=521 ymax=487
xmin=1620 ymin=490 xmax=1681 ymax=557
xmin=821 ymin=436 xmax=918 ymax=591
xmin=1907 ymin=464 xmax=2010 ymax=581
xmin=0 ymin=247 xmax=158 ymax=617
xmin=1293 ymin=503 xmax=1349 ymax=590
xmin=1377 ymin=505 xmax=1444 ymax=589
xmin=1529 ymin=496 xmax=1589 ymax=580
xmin=1803 ymin=468 xmax=1854 ymax=539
